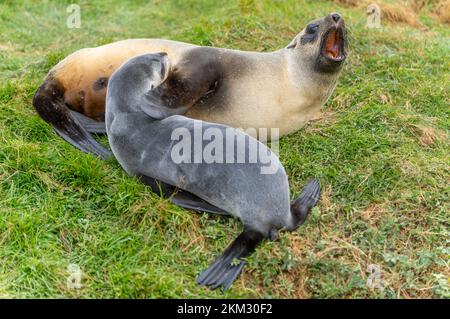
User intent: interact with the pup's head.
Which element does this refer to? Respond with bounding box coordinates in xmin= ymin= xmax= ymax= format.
xmin=132 ymin=52 xmax=170 ymax=87
xmin=287 ymin=13 xmax=348 ymax=74
xmin=108 ymin=52 xmax=176 ymax=118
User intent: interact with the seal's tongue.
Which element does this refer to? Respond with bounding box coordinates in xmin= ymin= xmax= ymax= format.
xmin=325 ymin=29 xmax=341 ymax=59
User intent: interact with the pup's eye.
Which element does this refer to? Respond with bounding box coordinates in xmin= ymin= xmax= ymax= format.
xmin=306 ymin=24 xmax=319 ymax=34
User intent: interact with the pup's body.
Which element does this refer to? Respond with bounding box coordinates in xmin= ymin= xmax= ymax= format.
xmin=106 ymin=53 xmax=321 ymax=290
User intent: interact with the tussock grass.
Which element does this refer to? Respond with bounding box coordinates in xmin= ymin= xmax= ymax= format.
xmin=332 ymin=0 xmax=360 ymax=7
xmin=435 ymin=0 xmax=450 ymax=24
xmin=333 ymin=0 xmax=450 ymax=27
xmin=381 ymin=3 xmax=422 ymax=27
xmin=0 ymin=0 xmax=449 ymax=298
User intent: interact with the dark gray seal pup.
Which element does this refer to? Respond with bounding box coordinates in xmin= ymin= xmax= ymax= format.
xmin=105 ymin=53 xmax=321 ymax=290
xmin=33 ymin=13 xmax=347 ymax=160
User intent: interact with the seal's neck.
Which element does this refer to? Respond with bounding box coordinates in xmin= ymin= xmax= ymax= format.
xmin=281 ymin=49 xmax=341 ymax=113
xmin=284 ymin=49 xmax=340 ymax=88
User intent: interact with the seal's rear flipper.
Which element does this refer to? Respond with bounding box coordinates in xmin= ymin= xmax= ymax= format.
xmin=289 ymin=178 xmax=321 ymax=230
xmin=197 ymin=229 xmax=265 ymax=290
xmin=70 ymin=110 xmax=106 ymax=134
xmin=32 ymin=80 xmax=112 ymax=160
xmin=138 ymin=175 xmax=228 ymax=215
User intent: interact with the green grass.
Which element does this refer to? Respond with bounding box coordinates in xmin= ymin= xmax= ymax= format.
xmin=0 ymin=0 xmax=449 ymax=298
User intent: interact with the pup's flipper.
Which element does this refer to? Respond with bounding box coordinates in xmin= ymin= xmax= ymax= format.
xmin=33 ymin=81 xmax=112 ymax=160
xmin=70 ymin=110 xmax=106 ymax=134
xmin=171 ymin=190 xmax=229 ymax=215
xmin=290 ymin=178 xmax=321 ymax=229
xmin=197 ymin=228 xmax=265 ymax=290
xmin=138 ymin=175 xmax=229 ymax=215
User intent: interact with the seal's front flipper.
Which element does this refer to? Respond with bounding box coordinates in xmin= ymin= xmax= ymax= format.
xmin=197 ymin=229 xmax=265 ymax=290
xmin=138 ymin=175 xmax=228 ymax=215
xmin=33 ymin=80 xmax=112 ymax=160
xmin=53 ymin=124 xmax=111 ymax=160
xmin=171 ymin=190 xmax=229 ymax=215
xmin=70 ymin=110 xmax=106 ymax=134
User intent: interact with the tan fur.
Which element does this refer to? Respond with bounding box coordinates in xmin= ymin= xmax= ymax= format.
xmin=49 ymin=38 xmax=341 ymax=139
xmin=52 ymin=39 xmax=193 ymax=120
xmin=185 ymin=50 xmax=336 ymax=138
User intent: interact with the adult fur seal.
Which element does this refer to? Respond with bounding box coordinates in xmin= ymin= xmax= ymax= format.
xmin=105 ymin=52 xmax=321 ymax=290
xmin=33 ymin=13 xmax=348 ymax=159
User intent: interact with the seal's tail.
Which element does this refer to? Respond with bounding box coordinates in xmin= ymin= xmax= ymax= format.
xmin=32 ymin=79 xmax=112 ymax=160
xmin=197 ymin=228 xmax=265 ymax=290
xmin=288 ymin=178 xmax=321 ymax=231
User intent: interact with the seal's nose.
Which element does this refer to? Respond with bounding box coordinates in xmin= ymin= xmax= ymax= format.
xmin=330 ymin=12 xmax=341 ymax=23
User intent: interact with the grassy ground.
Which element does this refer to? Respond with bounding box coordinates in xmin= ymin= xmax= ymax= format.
xmin=0 ymin=0 xmax=448 ymax=298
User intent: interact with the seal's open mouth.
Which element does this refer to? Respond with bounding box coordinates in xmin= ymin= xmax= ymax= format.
xmin=322 ymin=28 xmax=346 ymax=62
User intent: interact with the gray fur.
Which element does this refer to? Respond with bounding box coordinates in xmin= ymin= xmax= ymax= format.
xmin=106 ymin=53 xmax=295 ymax=237
xmin=106 ymin=53 xmax=324 ymax=290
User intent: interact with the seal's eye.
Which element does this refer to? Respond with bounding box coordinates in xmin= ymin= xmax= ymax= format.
xmin=306 ymin=23 xmax=319 ymax=34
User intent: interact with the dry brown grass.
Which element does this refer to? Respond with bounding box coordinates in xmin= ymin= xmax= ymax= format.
xmin=320 ymin=184 xmax=334 ymax=212
xmin=381 ymin=3 xmax=423 ymax=27
xmin=0 ymin=42 xmax=17 ymax=52
xmin=333 ymin=0 xmax=423 ymax=27
xmin=35 ymin=171 xmax=66 ymax=191
xmin=434 ymin=0 xmax=450 ymax=23
xmin=410 ymin=124 xmax=448 ymax=146
xmin=310 ymin=110 xmax=337 ymax=123
xmin=334 ymin=0 xmax=449 ymax=25
xmin=360 ymin=203 xmax=387 ymax=223
xmin=406 ymin=0 xmax=430 ymax=12
xmin=334 ymin=0 xmax=430 ymax=12
xmin=278 ymin=234 xmax=314 ymax=298
xmin=332 ymin=0 xmax=361 ymax=7
xmin=379 ymin=93 xmax=393 ymax=104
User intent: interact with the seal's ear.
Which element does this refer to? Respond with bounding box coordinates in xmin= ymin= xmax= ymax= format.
xmin=286 ymin=34 xmax=300 ymax=49
xmin=139 ymin=53 xmax=188 ymax=120
xmin=155 ymin=52 xmax=171 ymax=83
